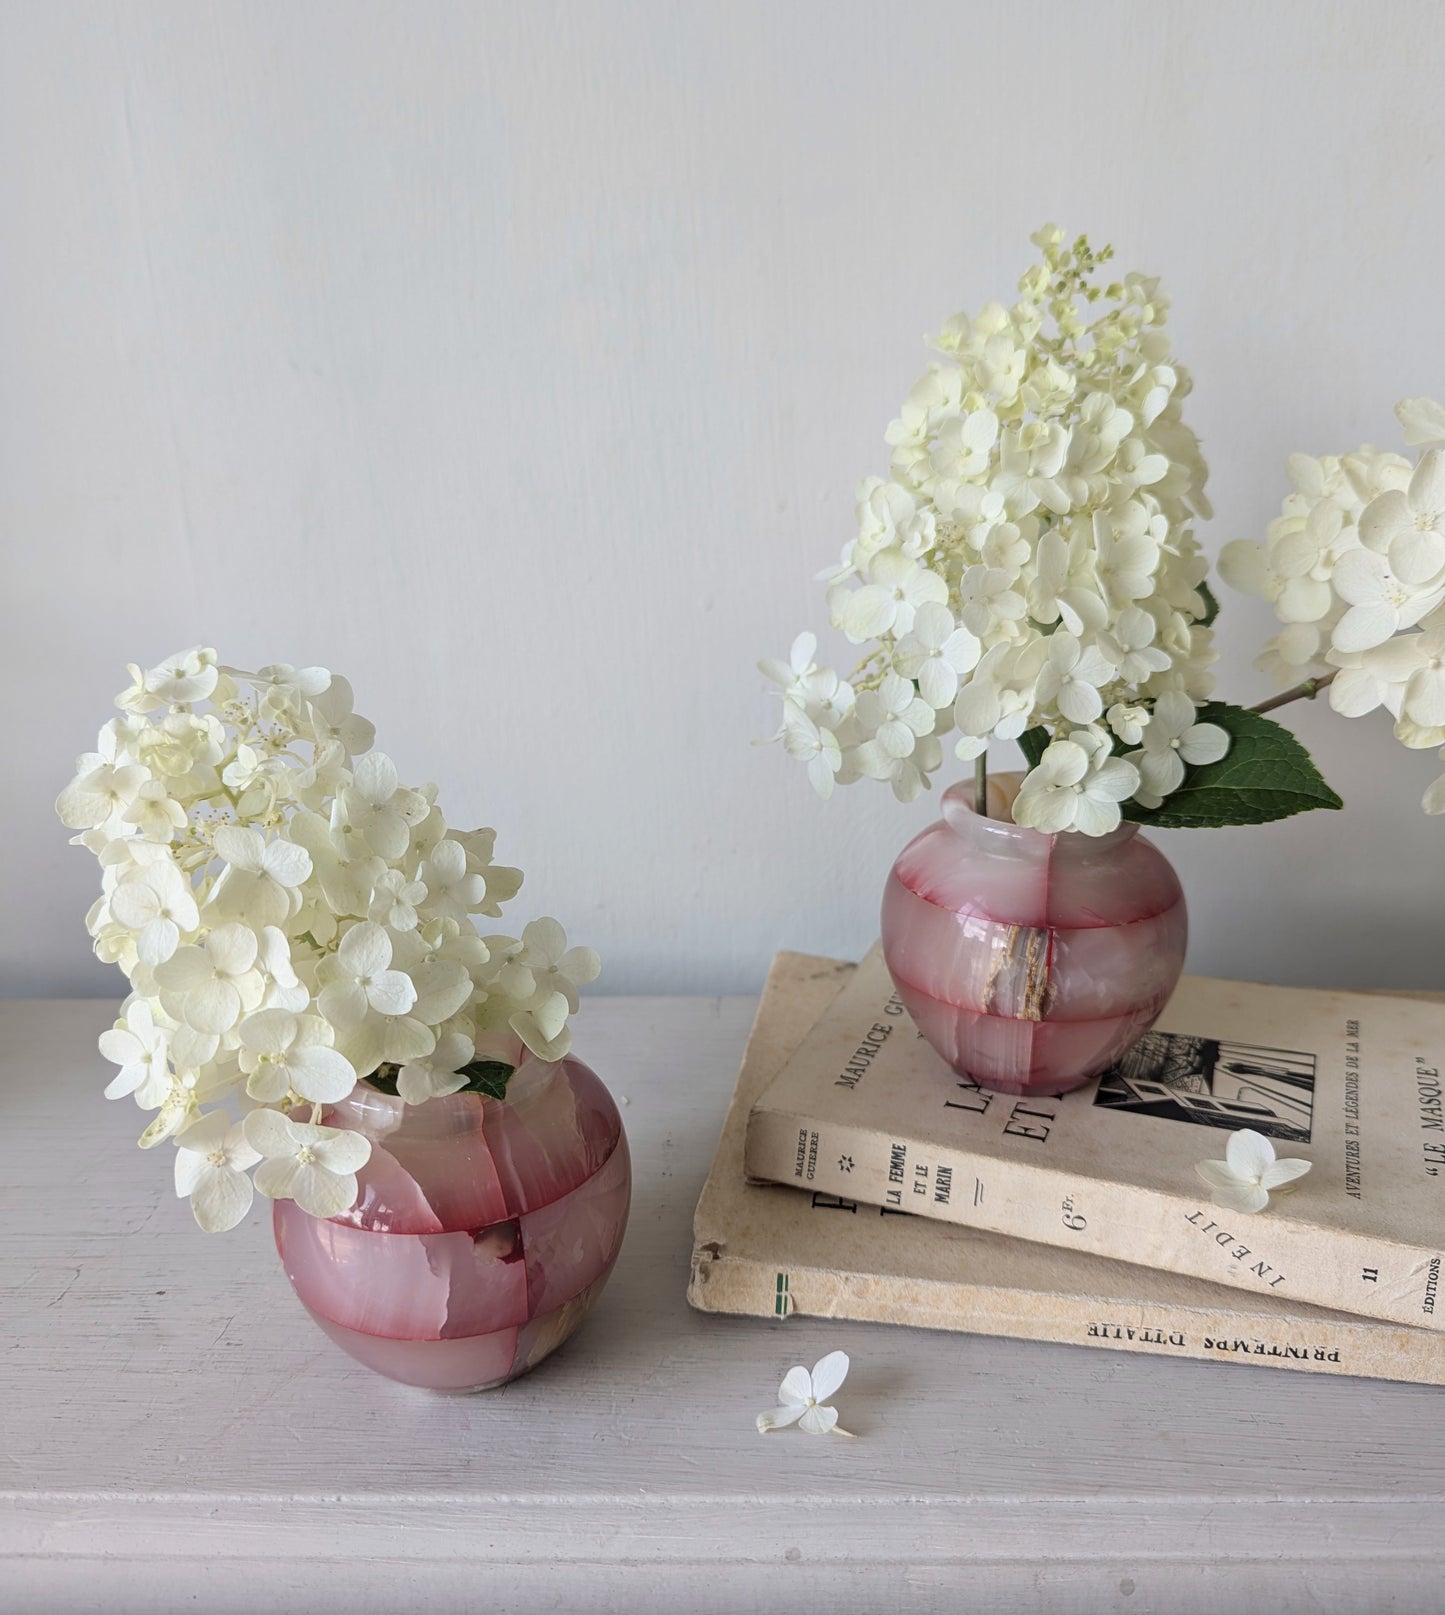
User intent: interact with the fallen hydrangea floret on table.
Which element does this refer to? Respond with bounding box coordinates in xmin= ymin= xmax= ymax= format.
xmin=1194 ymin=1128 xmax=1312 ymax=1215
xmin=757 ymin=1350 xmax=855 ymax=1437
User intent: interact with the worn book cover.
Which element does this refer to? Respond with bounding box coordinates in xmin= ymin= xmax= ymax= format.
xmin=693 ymin=951 xmax=1445 ymax=1383
xmin=741 ymin=945 xmax=1445 ymax=1334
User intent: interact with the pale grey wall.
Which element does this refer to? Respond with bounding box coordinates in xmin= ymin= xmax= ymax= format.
xmin=5 ymin=0 xmax=1444 ymax=997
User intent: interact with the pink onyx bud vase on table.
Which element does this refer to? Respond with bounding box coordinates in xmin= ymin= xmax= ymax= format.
xmin=274 ymin=1046 xmax=630 ymax=1392
xmin=881 ymin=773 xmax=1187 ymax=1098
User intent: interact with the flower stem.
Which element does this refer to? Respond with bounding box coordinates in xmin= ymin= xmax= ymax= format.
xmin=1247 ymin=671 xmax=1337 ymax=716
xmin=974 ymin=752 xmax=989 ymax=818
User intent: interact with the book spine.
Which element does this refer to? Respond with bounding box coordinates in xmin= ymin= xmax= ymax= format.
xmin=744 ymin=1107 xmax=1445 ymax=1334
xmin=685 ymin=1246 xmax=1445 ymax=1388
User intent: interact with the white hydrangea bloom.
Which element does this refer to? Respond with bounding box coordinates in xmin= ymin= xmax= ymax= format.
xmin=501 ymin=919 xmax=603 ymax=1061
xmin=452 ymin=827 xmax=523 ymax=918
xmin=1195 ymin=1129 xmax=1311 ymax=1216
xmin=1227 ymin=399 xmax=1445 ymax=816
xmin=243 ymin=1109 xmax=373 ymax=1220
xmin=288 ymin=810 xmax=382 ymax=927
xmin=760 ymin=631 xmax=825 ymax=705
xmin=1035 ymin=632 xmax=1116 ymax=726
xmin=1392 ymin=619 xmax=1445 ymax=746
xmin=1013 ymin=734 xmax=1141 ymax=836
xmin=174 ymin=1111 xmax=261 ymax=1233
xmin=143 ymin=646 xmax=219 ymax=705
xmin=853 ymin=673 xmax=937 ymax=766
xmin=338 ymin=752 xmax=427 ymax=860
xmin=757 ymin=1351 xmax=854 ymax=1437
xmin=396 ymin=1031 xmax=476 ymax=1106
xmin=254 ymin=924 xmax=308 ymax=1013
xmin=834 ymin=549 xmax=949 ymax=642
xmin=1027 ymin=528 xmax=1107 ymax=636
xmin=1126 ymin=691 xmax=1230 ymax=807
xmin=98 ymin=1001 xmax=170 ymax=1101
xmin=892 ymin=603 xmax=981 ymax=710
xmin=957 ymin=563 xmax=1028 ymax=638
xmin=781 ymin=708 xmax=842 ymax=799
xmin=315 ymin=921 xmax=418 ymax=1028
xmin=58 ymin=651 xmax=598 ymax=1232
xmin=1330 ymin=547 xmax=1445 ymax=653
xmin=516 ymin=918 xmax=602 ymax=1012
xmin=368 ymin=867 xmax=428 ymax=932
xmin=1397 ymin=397 xmax=1445 ymax=448
xmin=1106 ymin=702 xmax=1150 ymax=747
xmin=237 ymin=1010 xmax=357 ymax=1104
xmin=56 ymin=759 xmax=148 ymax=834
xmin=1327 ymin=639 xmax=1419 ymax=721
xmin=761 ymin=228 xmax=1224 ymax=832
xmin=154 ymin=923 xmax=265 ymax=1035
xmin=108 ymin=861 xmax=199 ymax=967
xmin=1100 ymin=606 xmax=1172 ymax=685
xmin=1222 ymin=447 xmax=1405 ymax=677
xmin=122 ymin=780 xmax=189 ymax=842
xmin=1358 ymin=450 xmax=1445 ymax=586
xmin=207 ymin=826 xmax=312 ymax=930
xmin=417 ymin=838 xmax=487 ymax=922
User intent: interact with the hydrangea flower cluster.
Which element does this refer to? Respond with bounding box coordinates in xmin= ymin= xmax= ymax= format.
xmin=1221 ymin=398 xmax=1445 ymax=814
xmin=762 ymin=227 xmax=1228 ymax=836
xmin=57 ymin=648 xmax=599 ymax=1233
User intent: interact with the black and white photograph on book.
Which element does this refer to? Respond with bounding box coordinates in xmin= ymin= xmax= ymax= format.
xmin=1094 ymin=1033 xmax=1316 ymax=1142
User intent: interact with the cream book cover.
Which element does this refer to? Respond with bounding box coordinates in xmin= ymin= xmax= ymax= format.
xmin=742 ymin=946 xmax=1445 ymax=1333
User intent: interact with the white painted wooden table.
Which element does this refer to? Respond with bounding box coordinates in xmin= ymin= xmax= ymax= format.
xmin=4 ymin=997 xmax=1444 ymax=1614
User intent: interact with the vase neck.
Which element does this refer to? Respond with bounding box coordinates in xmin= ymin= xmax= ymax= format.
xmin=939 ymin=780 xmax=1140 ymax=859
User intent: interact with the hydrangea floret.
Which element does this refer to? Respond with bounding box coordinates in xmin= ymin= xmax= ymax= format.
xmin=761 ymin=227 xmax=1346 ymax=834
xmin=756 ymin=1350 xmax=855 ymax=1437
xmin=58 ymin=650 xmax=600 ymax=1233
xmin=1195 ymin=1129 xmax=1312 ymax=1216
xmin=1221 ymin=397 xmax=1445 ymax=815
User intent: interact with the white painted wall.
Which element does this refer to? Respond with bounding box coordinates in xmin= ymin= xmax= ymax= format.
xmin=6 ymin=0 xmax=1445 ymax=1000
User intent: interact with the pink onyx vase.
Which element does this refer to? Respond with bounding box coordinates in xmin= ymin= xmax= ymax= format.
xmin=273 ymin=1052 xmax=630 ymax=1392
xmin=881 ymin=777 xmax=1186 ymax=1098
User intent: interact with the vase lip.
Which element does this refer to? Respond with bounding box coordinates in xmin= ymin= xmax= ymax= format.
xmin=939 ymin=779 xmax=1140 ymax=850
xmin=327 ymin=1049 xmax=580 ymax=1138
xmin=328 ymin=1075 xmax=503 ymax=1142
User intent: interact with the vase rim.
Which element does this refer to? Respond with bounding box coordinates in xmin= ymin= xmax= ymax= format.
xmin=940 ymin=779 xmax=1141 ymax=850
xmin=331 ymin=1051 xmax=567 ymax=1139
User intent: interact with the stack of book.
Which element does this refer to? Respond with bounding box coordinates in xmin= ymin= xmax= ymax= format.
xmin=688 ymin=946 xmax=1445 ymax=1384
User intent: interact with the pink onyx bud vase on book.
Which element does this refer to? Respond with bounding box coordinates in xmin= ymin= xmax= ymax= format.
xmin=881 ymin=773 xmax=1186 ymax=1098
xmin=274 ymin=1047 xmax=630 ymax=1391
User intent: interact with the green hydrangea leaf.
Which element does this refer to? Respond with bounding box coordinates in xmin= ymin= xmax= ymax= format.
xmin=1123 ymin=702 xmax=1342 ymax=829
xmin=1196 ymin=581 xmax=1220 ymax=628
xmin=365 ymin=1059 xmax=515 ymax=1102
xmin=1018 ymin=726 xmax=1051 ymax=770
xmin=455 ymin=1059 xmax=515 ymax=1101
